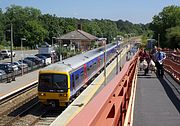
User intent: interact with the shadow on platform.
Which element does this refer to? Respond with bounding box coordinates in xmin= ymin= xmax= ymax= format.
xmin=158 ymin=74 xmax=180 ymax=113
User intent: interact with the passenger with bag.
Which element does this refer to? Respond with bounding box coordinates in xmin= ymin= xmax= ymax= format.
xmin=154 ymin=48 xmax=166 ymax=77
xmin=139 ymin=49 xmax=151 ymax=75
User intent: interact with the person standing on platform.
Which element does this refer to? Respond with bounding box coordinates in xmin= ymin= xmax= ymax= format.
xmin=155 ymin=48 xmax=166 ymax=77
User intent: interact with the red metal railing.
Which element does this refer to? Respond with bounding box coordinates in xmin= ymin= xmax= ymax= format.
xmin=163 ymin=50 xmax=180 ymax=83
xmin=67 ymin=52 xmax=139 ymax=126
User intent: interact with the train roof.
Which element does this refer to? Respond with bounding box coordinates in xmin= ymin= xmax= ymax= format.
xmin=41 ymin=42 xmax=117 ymax=73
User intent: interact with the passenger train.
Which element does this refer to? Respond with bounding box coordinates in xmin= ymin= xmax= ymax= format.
xmin=38 ymin=42 xmax=122 ymax=106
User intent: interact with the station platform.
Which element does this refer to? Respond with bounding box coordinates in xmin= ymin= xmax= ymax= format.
xmin=133 ymin=70 xmax=180 ymax=126
xmin=0 ymin=70 xmax=38 ymax=100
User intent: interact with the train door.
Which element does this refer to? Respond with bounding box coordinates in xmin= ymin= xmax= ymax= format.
xmin=83 ymin=64 xmax=87 ymax=78
xmin=71 ymin=74 xmax=76 ymax=96
xmin=98 ymin=56 xmax=100 ymax=67
xmin=83 ymin=64 xmax=88 ymax=82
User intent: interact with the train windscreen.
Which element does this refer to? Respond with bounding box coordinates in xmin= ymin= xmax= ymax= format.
xmin=38 ymin=74 xmax=68 ymax=92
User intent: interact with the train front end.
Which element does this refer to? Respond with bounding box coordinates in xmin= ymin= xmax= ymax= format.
xmin=38 ymin=70 xmax=70 ymax=107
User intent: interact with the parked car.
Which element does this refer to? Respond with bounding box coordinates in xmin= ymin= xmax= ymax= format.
xmin=0 ymin=53 xmax=5 ymax=60
xmin=35 ymin=54 xmax=52 ymax=65
xmin=0 ymin=63 xmax=14 ymax=74
xmin=0 ymin=69 xmax=6 ymax=76
xmin=0 ymin=69 xmax=6 ymax=80
xmin=5 ymin=62 xmax=19 ymax=71
xmin=13 ymin=61 xmax=28 ymax=70
xmin=18 ymin=59 xmax=36 ymax=67
xmin=24 ymin=56 xmax=43 ymax=65
xmin=38 ymin=53 xmax=58 ymax=63
xmin=1 ymin=49 xmax=15 ymax=58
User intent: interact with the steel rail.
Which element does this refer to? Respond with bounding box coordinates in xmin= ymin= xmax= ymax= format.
xmin=0 ymin=81 xmax=38 ymax=105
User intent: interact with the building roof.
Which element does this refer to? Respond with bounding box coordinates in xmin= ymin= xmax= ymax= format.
xmin=58 ymin=30 xmax=98 ymax=41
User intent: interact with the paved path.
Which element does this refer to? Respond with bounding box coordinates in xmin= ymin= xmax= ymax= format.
xmin=133 ymin=70 xmax=180 ymax=126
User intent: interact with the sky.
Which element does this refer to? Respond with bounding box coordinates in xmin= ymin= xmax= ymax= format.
xmin=0 ymin=0 xmax=179 ymax=24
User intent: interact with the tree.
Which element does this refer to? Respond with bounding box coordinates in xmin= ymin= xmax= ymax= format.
xmin=166 ymin=26 xmax=180 ymax=48
xmin=150 ymin=5 xmax=180 ymax=48
xmin=4 ymin=5 xmax=43 ymax=47
xmin=23 ymin=20 xmax=48 ymax=47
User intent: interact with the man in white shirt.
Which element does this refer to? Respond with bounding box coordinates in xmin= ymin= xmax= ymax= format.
xmin=155 ymin=48 xmax=166 ymax=77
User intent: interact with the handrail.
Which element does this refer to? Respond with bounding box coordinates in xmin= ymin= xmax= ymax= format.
xmin=67 ymin=51 xmax=139 ymax=126
xmin=163 ymin=52 xmax=180 ymax=83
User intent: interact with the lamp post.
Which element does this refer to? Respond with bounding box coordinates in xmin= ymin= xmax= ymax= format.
xmin=158 ymin=34 xmax=160 ymax=47
xmin=10 ymin=23 xmax=13 ymax=64
xmin=52 ymin=37 xmax=56 ymax=47
xmin=57 ymin=38 xmax=62 ymax=61
xmin=21 ymin=38 xmax=26 ymax=76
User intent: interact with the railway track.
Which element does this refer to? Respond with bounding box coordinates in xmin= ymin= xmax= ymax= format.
xmin=0 ymin=83 xmax=38 ymax=126
xmin=0 ymin=83 xmax=38 ymax=105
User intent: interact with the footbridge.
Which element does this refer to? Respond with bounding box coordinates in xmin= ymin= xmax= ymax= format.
xmin=51 ymin=49 xmax=180 ymax=126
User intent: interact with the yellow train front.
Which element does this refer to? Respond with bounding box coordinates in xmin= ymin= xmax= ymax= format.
xmin=38 ymin=42 xmax=119 ymax=107
xmin=38 ymin=70 xmax=71 ymax=107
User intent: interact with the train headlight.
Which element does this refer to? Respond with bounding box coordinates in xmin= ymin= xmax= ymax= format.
xmin=59 ymin=93 xmax=67 ymax=97
xmin=39 ymin=93 xmax=46 ymax=96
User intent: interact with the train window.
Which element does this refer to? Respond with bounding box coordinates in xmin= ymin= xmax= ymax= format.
xmin=53 ymin=74 xmax=68 ymax=90
xmin=81 ymin=71 xmax=84 ymax=76
xmin=75 ymin=74 xmax=79 ymax=80
xmin=39 ymin=74 xmax=52 ymax=89
xmin=87 ymin=67 xmax=90 ymax=71
xmin=72 ymin=74 xmax=75 ymax=88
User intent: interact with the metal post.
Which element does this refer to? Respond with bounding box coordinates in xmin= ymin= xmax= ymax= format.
xmin=120 ymin=50 xmax=122 ymax=71
xmin=21 ymin=38 xmax=26 ymax=76
xmin=10 ymin=23 xmax=13 ymax=64
xmin=52 ymin=37 xmax=56 ymax=47
xmin=58 ymin=39 xmax=62 ymax=61
xmin=4 ymin=32 xmax=6 ymax=47
xmin=158 ymin=34 xmax=160 ymax=47
xmin=116 ymin=41 xmax=118 ymax=75
xmin=104 ymin=40 xmax=106 ymax=84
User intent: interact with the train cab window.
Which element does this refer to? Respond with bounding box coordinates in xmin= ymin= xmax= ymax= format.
xmin=53 ymin=74 xmax=68 ymax=90
xmin=39 ymin=74 xmax=52 ymax=89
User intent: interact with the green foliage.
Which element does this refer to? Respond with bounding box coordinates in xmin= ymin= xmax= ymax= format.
xmin=0 ymin=5 xmax=149 ymax=48
xmin=150 ymin=5 xmax=180 ymax=48
xmin=141 ymin=35 xmax=148 ymax=48
xmin=166 ymin=26 xmax=180 ymax=48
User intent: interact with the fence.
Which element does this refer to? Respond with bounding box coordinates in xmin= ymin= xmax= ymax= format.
xmin=163 ymin=50 xmax=180 ymax=83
